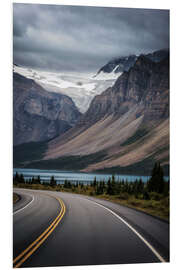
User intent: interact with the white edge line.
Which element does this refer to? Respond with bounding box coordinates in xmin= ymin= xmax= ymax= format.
xmin=13 ymin=195 xmax=34 ymax=215
xmin=84 ymin=198 xmax=166 ymax=263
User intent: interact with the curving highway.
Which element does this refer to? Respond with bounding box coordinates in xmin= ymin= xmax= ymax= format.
xmin=13 ymin=188 xmax=169 ymax=268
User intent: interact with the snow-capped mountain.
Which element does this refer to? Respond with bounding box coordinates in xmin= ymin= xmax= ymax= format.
xmin=13 ymin=49 xmax=169 ymax=114
xmin=13 ymin=65 xmax=118 ymax=113
xmin=94 ymin=55 xmax=138 ymax=78
xmin=94 ymin=49 xmax=169 ymax=78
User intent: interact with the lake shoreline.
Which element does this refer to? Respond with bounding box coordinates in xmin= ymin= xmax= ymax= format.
xmin=13 ymin=168 xmax=169 ymax=184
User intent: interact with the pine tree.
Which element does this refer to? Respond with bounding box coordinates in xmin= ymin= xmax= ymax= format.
xmin=80 ymin=182 xmax=84 ymax=189
xmin=37 ymin=175 xmax=41 ymax=184
xmin=111 ymin=175 xmax=116 ymax=194
xmin=93 ymin=177 xmax=97 ymax=187
xmin=64 ymin=180 xmax=68 ymax=188
xmin=147 ymin=162 xmax=165 ymax=193
xmin=75 ymin=181 xmax=78 ymax=188
xmin=163 ymin=180 xmax=169 ymax=196
xmin=96 ymin=181 xmax=104 ymax=195
xmin=106 ymin=177 xmax=114 ymax=195
xmin=32 ymin=176 xmax=35 ymax=184
xmin=50 ymin=176 xmax=56 ymax=187
xmin=137 ymin=179 xmax=144 ymax=194
xmin=19 ymin=174 xmax=25 ymax=184
xmin=13 ymin=172 xmax=19 ymax=184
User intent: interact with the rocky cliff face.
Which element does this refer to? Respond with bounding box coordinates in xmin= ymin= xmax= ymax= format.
xmin=84 ymin=54 xmax=169 ymax=125
xmin=13 ymin=72 xmax=81 ymax=145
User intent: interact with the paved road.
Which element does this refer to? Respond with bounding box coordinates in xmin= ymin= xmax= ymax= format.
xmin=13 ymin=188 xmax=169 ymax=268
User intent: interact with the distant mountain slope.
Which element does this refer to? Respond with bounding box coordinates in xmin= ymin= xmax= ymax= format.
xmin=42 ymin=53 xmax=169 ymax=174
xmin=13 ymin=72 xmax=81 ymax=145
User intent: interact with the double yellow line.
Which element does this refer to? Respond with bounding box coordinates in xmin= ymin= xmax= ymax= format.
xmin=13 ymin=195 xmax=66 ymax=268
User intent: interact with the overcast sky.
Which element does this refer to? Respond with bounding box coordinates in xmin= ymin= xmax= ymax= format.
xmin=13 ymin=4 xmax=169 ymax=72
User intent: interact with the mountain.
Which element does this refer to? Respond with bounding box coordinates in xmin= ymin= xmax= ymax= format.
xmin=13 ymin=72 xmax=81 ymax=145
xmin=38 ymin=53 xmax=169 ymax=175
xmin=145 ymin=49 xmax=169 ymax=63
xmin=13 ymin=49 xmax=169 ymax=116
xmin=13 ymin=65 xmax=118 ymax=114
xmin=95 ymin=55 xmax=138 ymax=77
xmin=94 ymin=49 xmax=169 ymax=78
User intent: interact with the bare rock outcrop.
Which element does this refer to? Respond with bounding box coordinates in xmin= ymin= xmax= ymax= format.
xmin=13 ymin=72 xmax=81 ymax=145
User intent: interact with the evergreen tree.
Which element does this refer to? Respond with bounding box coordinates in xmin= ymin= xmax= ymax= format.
xmin=123 ymin=180 xmax=129 ymax=193
xmin=143 ymin=190 xmax=150 ymax=200
xmin=64 ymin=180 xmax=68 ymax=188
xmin=13 ymin=172 xmax=19 ymax=185
xmin=106 ymin=177 xmax=114 ymax=195
xmin=29 ymin=178 xmax=32 ymax=185
xmin=80 ymin=182 xmax=84 ymax=189
xmin=133 ymin=179 xmax=138 ymax=195
xmin=19 ymin=174 xmax=25 ymax=184
xmin=75 ymin=181 xmax=78 ymax=188
xmin=147 ymin=162 xmax=165 ymax=193
xmin=137 ymin=179 xmax=144 ymax=194
xmin=37 ymin=175 xmax=41 ymax=184
xmin=93 ymin=177 xmax=97 ymax=187
xmin=32 ymin=176 xmax=35 ymax=184
xmin=96 ymin=181 xmax=104 ymax=195
xmin=50 ymin=176 xmax=56 ymax=187
xmin=117 ymin=181 xmax=122 ymax=193
xmin=163 ymin=180 xmax=169 ymax=196
xmin=67 ymin=181 xmax=72 ymax=188
xmin=111 ymin=175 xmax=116 ymax=194
xmin=102 ymin=180 xmax=105 ymax=191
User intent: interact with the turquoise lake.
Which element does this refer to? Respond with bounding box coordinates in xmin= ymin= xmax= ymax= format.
xmin=13 ymin=168 xmax=169 ymax=184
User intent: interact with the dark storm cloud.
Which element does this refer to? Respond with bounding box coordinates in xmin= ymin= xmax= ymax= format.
xmin=13 ymin=4 xmax=169 ymax=72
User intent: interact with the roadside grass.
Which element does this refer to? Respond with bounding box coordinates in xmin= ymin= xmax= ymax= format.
xmin=13 ymin=193 xmax=20 ymax=204
xmin=14 ymin=183 xmax=169 ymax=221
xmin=97 ymin=194 xmax=169 ymax=221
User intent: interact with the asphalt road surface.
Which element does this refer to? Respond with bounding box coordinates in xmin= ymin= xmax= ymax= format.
xmin=13 ymin=188 xmax=169 ymax=268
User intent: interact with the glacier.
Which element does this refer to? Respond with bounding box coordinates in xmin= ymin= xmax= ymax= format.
xmin=13 ymin=65 xmax=120 ymax=113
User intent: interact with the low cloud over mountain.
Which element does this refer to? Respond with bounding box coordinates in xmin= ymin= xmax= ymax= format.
xmin=13 ymin=4 xmax=169 ymax=72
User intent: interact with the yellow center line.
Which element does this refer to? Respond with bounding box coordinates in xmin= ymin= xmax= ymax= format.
xmin=13 ymin=194 xmax=66 ymax=268
xmin=13 ymin=199 xmax=63 ymax=264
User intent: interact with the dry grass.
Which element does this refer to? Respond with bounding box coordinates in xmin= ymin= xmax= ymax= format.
xmin=97 ymin=194 xmax=169 ymax=221
xmin=13 ymin=193 xmax=20 ymax=204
